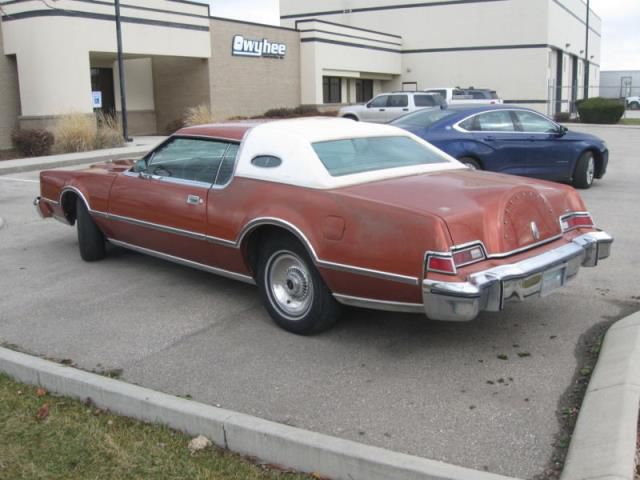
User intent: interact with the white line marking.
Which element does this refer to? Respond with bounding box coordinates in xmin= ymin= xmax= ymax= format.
xmin=0 ymin=177 xmax=38 ymax=183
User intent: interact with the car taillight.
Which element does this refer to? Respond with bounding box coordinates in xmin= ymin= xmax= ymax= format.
xmin=426 ymin=243 xmax=487 ymax=275
xmin=452 ymin=245 xmax=486 ymax=266
xmin=560 ymin=212 xmax=594 ymax=232
xmin=427 ymin=255 xmax=456 ymax=274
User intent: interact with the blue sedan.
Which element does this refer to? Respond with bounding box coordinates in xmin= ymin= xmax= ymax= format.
xmin=390 ymin=105 xmax=608 ymax=188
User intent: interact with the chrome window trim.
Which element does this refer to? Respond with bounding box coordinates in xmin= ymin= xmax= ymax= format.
xmin=107 ymin=238 xmax=255 ymax=285
xmin=333 ymin=293 xmax=424 ymax=314
xmin=453 ymin=109 xmax=561 ymax=134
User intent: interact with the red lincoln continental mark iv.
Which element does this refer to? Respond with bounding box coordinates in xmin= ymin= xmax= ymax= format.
xmin=34 ymin=118 xmax=613 ymax=334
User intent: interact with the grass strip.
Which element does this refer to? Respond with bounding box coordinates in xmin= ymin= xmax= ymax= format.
xmin=0 ymin=373 xmax=314 ymax=480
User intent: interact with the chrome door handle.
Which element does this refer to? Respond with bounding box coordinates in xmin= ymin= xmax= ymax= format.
xmin=186 ymin=194 xmax=202 ymax=205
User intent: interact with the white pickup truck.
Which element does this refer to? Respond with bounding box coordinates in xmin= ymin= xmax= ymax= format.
xmin=626 ymin=96 xmax=640 ymax=110
xmin=425 ymin=87 xmax=503 ymax=105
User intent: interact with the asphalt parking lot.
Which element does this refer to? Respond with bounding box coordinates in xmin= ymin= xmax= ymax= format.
xmin=1 ymin=125 xmax=639 ymax=479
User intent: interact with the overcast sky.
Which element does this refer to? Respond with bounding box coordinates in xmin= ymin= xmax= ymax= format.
xmin=199 ymin=0 xmax=639 ymax=71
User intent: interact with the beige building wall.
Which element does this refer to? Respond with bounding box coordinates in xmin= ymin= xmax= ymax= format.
xmin=114 ymin=58 xmax=157 ymax=134
xmin=208 ymin=18 xmax=301 ymax=120
xmin=152 ymin=56 xmax=211 ymax=133
xmin=1 ymin=0 xmax=210 ymax=133
xmin=0 ymin=22 xmax=21 ymax=150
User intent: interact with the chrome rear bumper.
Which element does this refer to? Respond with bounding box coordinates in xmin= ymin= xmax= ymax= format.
xmin=422 ymin=231 xmax=613 ymax=322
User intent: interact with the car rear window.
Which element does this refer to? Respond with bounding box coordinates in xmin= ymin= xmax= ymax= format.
xmin=312 ymin=136 xmax=448 ymax=177
xmin=414 ymin=95 xmax=438 ymax=107
xmin=390 ymin=109 xmax=457 ymax=128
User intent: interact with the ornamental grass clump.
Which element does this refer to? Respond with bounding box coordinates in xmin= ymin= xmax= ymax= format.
xmin=184 ymin=104 xmax=214 ymax=126
xmin=95 ymin=112 xmax=124 ymax=149
xmin=53 ymin=113 xmax=97 ymax=153
xmin=53 ymin=112 xmax=124 ymax=153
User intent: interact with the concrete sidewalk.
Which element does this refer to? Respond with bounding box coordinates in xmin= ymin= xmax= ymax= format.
xmin=0 ymin=136 xmax=165 ymax=175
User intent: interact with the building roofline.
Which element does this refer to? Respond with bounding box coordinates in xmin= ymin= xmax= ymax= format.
xmin=209 ymin=15 xmax=297 ymax=32
xmin=294 ymin=18 xmax=401 ymax=39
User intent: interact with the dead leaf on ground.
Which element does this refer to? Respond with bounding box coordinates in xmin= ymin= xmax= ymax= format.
xmin=36 ymin=388 xmax=47 ymax=397
xmin=35 ymin=403 xmax=49 ymax=421
xmin=188 ymin=435 xmax=212 ymax=455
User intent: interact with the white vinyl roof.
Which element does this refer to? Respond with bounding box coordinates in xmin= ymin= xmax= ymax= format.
xmin=234 ymin=117 xmax=465 ymax=189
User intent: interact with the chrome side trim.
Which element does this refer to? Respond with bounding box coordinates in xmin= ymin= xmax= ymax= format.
xmin=108 ymin=213 xmax=206 ymax=241
xmin=318 ymin=259 xmax=420 ymax=286
xmin=56 ymin=191 xmax=421 ymax=286
xmin=41 ymin=196 xmax=59 ymax=206
xmin=333 ymin=294 xmax=424 ymax=314
xmin=60 ymin=186 xmax=90 ymax=212
xmin=107 ymin=238 xmax=256 ymax=285
xmin=237 ymin=217 xmax=420 ymax=286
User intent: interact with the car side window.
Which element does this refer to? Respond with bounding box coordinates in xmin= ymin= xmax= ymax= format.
xmin=214 ymin=143 xmax=239 ymax=186
xmin=514 ymin=111 xmax=558 ymax=133
xmin=369 ymin=95 xmax=389 ymax=108
xmin=426 ymin=89 xmax=447 ymax=99
xmin=147 ymin=138 xmax=231 ymax=184
xmin=388 ymin=95 xmax=408 ymax=107
xmin=474 ymin=111 xmax=516 ymax=132
xmin=414 ymin=95 xmax=437 ymax=107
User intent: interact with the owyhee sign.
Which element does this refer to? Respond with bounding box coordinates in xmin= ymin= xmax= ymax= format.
xmin=232 ymin=35 xmax=287 ymax=58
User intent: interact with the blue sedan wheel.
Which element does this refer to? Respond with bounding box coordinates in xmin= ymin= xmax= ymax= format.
xmin=573 ymin=151 xmax=595 ymax=189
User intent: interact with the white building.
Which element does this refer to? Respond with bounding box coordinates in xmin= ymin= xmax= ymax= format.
xmin=0 ymin=0 xmax=601 ymax=150
xmin=280 ymin=0 xmax=601 ymax=115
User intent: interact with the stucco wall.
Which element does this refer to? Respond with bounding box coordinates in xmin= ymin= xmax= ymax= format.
xmin=208 ymin=18 xmax=300 ymax=120
xmin=0 ymin=22 xmax=21 ymax=150
xmin=152 ymin=56 xmax=210 ymax=134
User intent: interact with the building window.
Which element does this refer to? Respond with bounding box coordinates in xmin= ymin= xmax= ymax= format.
xmin=323 ymin=76 xmax=342 ymax=104
xmin=355 ymin=79 xmax=374 ymax=103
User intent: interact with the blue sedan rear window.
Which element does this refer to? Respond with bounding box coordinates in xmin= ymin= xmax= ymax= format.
xmin=312 ymin=136 xmax=448 ymax=177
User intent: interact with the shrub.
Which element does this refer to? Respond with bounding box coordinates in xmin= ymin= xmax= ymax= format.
xmin=184 ymin=104 xmax=214 ymax=126
xmin=53 ymin=113 xmax=97 ymax=153
xmin=164 ymin=119 xmax=185 ymax=134
xmin=554 ymin=112 xmax=571 ymax=122
xmin=95 ymin=112 xmax=124 ymax=149
xmin=11 ymin=128 xmax=54 ymax=157
xmin=577 ymin=97 xmax=625 ymax=124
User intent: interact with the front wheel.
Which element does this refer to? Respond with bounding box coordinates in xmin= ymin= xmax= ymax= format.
xmin=256 ymin=236 xmax=341 ymax=335
xmin=573 ymin=151 xmax=595 ymax=189
xmin=76 ymin=197 xmax=106 ymax=261
xmin=629 ymin=102 xmax=640 ymax=110
xmin=342 ymin=114 xmax=358 ymax=121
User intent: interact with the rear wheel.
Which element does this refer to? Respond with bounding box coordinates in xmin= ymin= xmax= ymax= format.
xmin=76 ymin=198 xmax=106 ymax=261
xmin=573 ymin=151 xmax=595 ymax=189
xmin=256 ymin=235 xmax=341 ymax=335
xmin=629 ymin=101 xmax=640 ymax=110
xmin=458 ymin=157 xmax=482 ymax=170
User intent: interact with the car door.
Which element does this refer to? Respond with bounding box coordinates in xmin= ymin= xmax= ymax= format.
xmin=385 ymin=94 xmax=410 ymax=121
xmin=461 ymin=110 xmax=532 ymax=174
xmin=108 ymin=136 xmax=232 ymax=264
xmin=512 ymin=110 xmax=573 ymax=180
xmin=360 ymin=94 xmax=390 ymax=122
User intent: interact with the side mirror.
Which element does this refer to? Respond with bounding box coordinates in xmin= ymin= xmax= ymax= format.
xmin=133 ymin=158 xmax=147 ymax=172
xmin=555 ymin=126 xmax=568 ymax=136
xmin=366 ymin=102 xmax=372 ymax=108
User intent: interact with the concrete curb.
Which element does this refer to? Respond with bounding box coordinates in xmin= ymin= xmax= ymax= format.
xmin=561 ymin=311 xmax=640 ymax=480
xmin=0 ymin=145 xmax=152 ymax=176
xmin=561 ymin=123 xmax=640 ymax=130
xmin=0 ymin=346 xmax=518 ymax=480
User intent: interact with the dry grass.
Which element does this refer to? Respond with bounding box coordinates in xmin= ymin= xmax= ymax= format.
xmin=53 ymin=113 xmax=97 ymax=153
xmin=184 ymin=104 xmax=215 ymax=126
xmin=0 ymin=373 xmax=313 ymax=480
xmin=53 ymin=112 xmax=124 ymax=153
xmin=95 ymin=112 xmax=124 ymax=149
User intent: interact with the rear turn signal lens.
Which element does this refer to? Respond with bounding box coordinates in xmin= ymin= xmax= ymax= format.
xmin=426 ymin=243 xmax=487 ymax=276
xmin=561 ymin=213 xmax=594 ymax=232
xmin=427 ymin=256 xmax=456 ymax=274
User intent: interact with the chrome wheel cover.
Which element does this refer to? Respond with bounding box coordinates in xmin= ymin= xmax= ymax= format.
xmin=266 ymin=251 xmax=314 ymax=320
xmin=586 ymin=155 xmax=595 ymax=185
